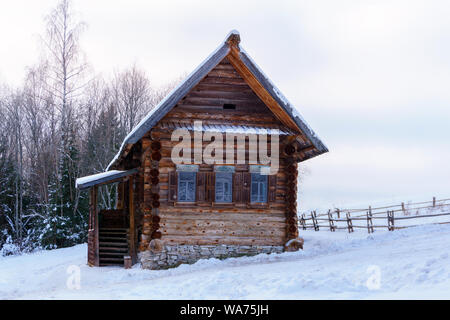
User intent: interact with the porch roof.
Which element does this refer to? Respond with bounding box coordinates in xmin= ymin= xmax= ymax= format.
xmin=75 ymin=168 xmax=138 ymax=190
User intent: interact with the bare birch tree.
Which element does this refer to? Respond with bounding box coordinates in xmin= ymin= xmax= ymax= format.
xmin=2 ymin=90 xmax=25 ymax=242
xmin=42 ymin=0 xmax=88 ymax=123
xmin=40 ymin=0 xmax=90 ymax=218
xmin=112 ymin=64 xmax=152 ymax=133
xmin=22 ymin=63 xmax=55 ymax=204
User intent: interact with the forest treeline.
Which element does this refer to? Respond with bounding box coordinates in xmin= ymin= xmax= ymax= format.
xmin=0 ymin=0 xmax=177 ymax=255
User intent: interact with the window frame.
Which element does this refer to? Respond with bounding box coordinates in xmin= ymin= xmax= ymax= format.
xmin=177 ymin=171 xmax=197 ymax=203
xmin=215 ymin=172 xmax=233 ymax=203
xmin=250 ymin=172 xmax=269 ymax=203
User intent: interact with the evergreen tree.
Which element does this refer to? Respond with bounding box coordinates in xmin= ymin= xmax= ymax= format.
xmin=0 ymin=142 xmax=16 ymax=249
xmin=0 ymin=0 xmax=170 ymax=255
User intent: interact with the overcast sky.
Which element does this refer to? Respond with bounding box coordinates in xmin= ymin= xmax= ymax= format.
xmin=1 ymin=0 xmax=450 ymax=211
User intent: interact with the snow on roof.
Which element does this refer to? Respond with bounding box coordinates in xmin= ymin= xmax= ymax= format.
xmin=106 ymin=30 xmax=328 ymax=170
xmin=76 ymin=169 xmax=138 ymax=190
xmin=159 ymin=121 xmax=295 ymax=135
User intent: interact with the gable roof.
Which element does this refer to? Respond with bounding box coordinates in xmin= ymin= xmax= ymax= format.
xmin=107 ymin=30 xmax=328 ymax=170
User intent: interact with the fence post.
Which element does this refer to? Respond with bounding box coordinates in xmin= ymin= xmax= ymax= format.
xmin=346 ymin=212 xmax=354 ymax=233
xmin=336 ymin=208 xmax=340 ymax=219
xmin=401 ymin=202 xmax=405 ymax=213
xmin=300 ymin=214 xmax=306 ymax=230
xmin=311 ymin=212 xmax=317 ymax=231
xmin=392 ymin=211 xmax=395 ymax=230
xmin=328 ymin=209 xmax=336 ymax=232
xmin=367 ymin=211 xmax=374 ymax=234
xmin=387 ymin=211 xmax=391 ymax=231
xmin=314 ymin=211 xmax=320 ymax=231
xmin=387 ymin=210 xmax=395 ymax=231
xmin=433 ymin=197 xmax=436 ymax=207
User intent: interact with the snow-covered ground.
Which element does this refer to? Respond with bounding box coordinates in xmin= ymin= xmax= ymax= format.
xmin=1 ymin=224 xmax=450 ymax=299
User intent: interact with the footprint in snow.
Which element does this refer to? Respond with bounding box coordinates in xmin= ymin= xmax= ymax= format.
xmin=425 ymin=259 xmax=437 ymax=267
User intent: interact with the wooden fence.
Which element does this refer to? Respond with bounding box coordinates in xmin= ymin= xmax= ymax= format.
xmin=299 ymin=197 xmax=450 ymax=233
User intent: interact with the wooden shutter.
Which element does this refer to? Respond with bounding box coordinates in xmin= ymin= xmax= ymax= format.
xmin=233 ymin=172 xmax=243 ymax=203
xmin=206 ymin=172 xmax=215 ymax=203
xmin=168 ymin=171 xmax=177 ymax=204
xmin=243 ymin=172 xmax=251 ymax=203
xmin=268 ymin=174 xmax=277 ymax=203
xmin=196 ymin=172 xmax=207 ymax=203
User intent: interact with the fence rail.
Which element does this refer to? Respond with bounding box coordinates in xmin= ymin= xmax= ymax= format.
xmin=299 ymin=196 xmax=450 ymax=234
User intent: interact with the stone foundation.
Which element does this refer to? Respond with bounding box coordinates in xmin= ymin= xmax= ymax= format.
xmin=139 ymin=244 xmax=284 ymax=270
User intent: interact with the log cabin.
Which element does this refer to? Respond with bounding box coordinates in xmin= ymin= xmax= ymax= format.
xmin=75 ymin=30 xmax=328 ymax=269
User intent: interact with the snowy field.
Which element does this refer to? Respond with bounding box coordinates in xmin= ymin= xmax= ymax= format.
xmin=1 ymin=224 xmax=450 ymax=299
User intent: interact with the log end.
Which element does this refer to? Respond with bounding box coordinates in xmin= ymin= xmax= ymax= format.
xmin=225 ymin=30 xmax=241 ymax=48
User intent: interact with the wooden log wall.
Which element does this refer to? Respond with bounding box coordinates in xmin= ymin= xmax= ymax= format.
xmin=124 ymin=57 xmax=304 ymax=249
xmin=285 ymin=159 xmax=299 ymax=240
xmin=165 ymin=57 xmax=287 ymax=128
xmin=138 ymin=137 xmax=163 ymax=251
xmin=135 ymin=58 xmax=298 ymax=248
xmin=148 ymin=140 xmax=296 ymax=247
xmin=87 ymin=186 xmax=99 ymax=266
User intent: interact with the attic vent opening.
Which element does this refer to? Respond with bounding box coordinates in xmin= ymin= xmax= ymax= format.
xmin=223 ymin=103 xmax=236 ymax=110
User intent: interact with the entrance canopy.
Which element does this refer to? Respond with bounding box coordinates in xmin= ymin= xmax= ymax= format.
xmin=75 ymin=168 xmax=138 ymax=190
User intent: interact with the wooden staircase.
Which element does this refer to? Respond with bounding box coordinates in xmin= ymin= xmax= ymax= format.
xmin=99 ymin=228 xmax=129 ymax=266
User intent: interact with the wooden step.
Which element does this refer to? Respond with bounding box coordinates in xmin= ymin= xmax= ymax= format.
xmin=98 ymin=227 xmax=130 ymax=268
xmin=99 ymin=246 xmax=128 ymax=252
xmin=98 ymin=236 xmax=128 ymax=242
xmin=98 ymin=229 xmax=128 ymax=234
xmin=100 ymin=256 xmax=123 ymax=262
xmin=99 ymin=263 xmax=124 ymax=267
xmin=99 ymin=231 xmax=128 ymax=236
xmin=99 ymin=241 xmax=128 ymax=247
xmin=100 ymin=257 xmax=124 ymax=262
xmin=99 ymin=228 xmax=129 ymax=232
xmin=99 ymin=252 xmax=128 ymax=256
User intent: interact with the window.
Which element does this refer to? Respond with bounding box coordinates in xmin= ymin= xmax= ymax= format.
xmin=251 ymin=173 xmax=268 ymax=203
xmin=215 ymin=172 xmax=232 ymax=203
xmin=178 ymin=172 xmax=196 ymax=202
xmin=223 ymin=103 xmax=236 ymax=110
